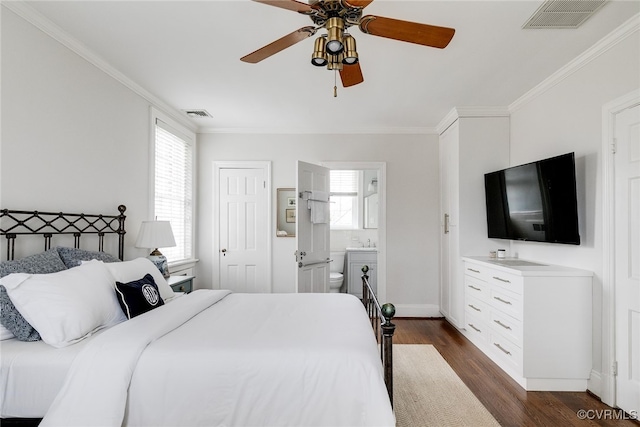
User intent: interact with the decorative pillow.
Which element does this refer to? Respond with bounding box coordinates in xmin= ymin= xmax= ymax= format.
xmin=0 ymin=286 xmax=41 ymax=341
xmin=115 ymin=274 xmax=165 ymax=319
xmin=0 ymin=248 xmax=67 ymax=341
xmin=0 ymin=260 xmax=127 ymax=348
xmin=56 ymin=246 xmax=121 ymax=269
xmin=0 ymin=248 xmax=67 ymax=278
xmin=105 ymin=258 xmax=175 ymax=302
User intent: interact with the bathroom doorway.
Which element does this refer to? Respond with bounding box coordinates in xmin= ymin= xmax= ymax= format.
xmin=322 ymin=162 xmax=386 ymax=303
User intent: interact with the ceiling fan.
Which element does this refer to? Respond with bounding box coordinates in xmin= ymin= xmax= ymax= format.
xmin=240 ymin=0 xmax=455 ymax=90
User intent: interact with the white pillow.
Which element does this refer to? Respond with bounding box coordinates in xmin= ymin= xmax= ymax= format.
xmin=0 ymin=324 xmax=15 ymax=340
xmin=0 ymin=260 xmax=127 ymax=348
xmin=104 ymin=258 xmax=175 ymax=302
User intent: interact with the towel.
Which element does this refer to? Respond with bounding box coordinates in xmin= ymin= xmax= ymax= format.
xmin=309 ymin=190 xmax=329 ymax=224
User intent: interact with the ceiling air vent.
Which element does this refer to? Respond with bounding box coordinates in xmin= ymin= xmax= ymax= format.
xmin=523 ymin=0 xmax=608 ymax=29
xmin=182 ymin=109 xmax=213 ymax=119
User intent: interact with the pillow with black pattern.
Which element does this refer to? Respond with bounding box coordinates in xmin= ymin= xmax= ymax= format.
xmin=55 ymin=247 xmax=121 ymax=269
xmin=115 ymin=274 xmax=164 ymax=319
xmin=0 ymin=248 xmax=68 ymax=341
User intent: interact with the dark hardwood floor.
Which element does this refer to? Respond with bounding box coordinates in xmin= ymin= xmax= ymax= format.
xmin=393 ymin=318 xmax=639 ymax=427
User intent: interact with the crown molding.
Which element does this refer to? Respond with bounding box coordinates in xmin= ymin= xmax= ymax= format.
xmin=435 ymin=106 xmax=511 ymax=135
xmin=198 ymin=126 xmax=439 ymax=135
xmin=3 ymin=0 xmax=198 ymax=133
xmin=509 ymin=13 xmax=640 ymax=113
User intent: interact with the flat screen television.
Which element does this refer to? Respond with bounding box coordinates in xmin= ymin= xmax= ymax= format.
xmin=484 ymin=152 xmax=580 ymax=245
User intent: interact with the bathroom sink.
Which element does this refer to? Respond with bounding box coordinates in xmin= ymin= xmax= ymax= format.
xmin=346 ymin=247 xmax=377 ymax=252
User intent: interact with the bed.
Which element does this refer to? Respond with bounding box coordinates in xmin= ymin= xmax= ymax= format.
xmin=0 ymin=206 xmax=396 ymax=426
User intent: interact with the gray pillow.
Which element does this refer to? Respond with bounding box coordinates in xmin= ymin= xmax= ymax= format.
xmin=55 ymin=246 xmax=121 ymax=268
xmin=0 ymin=248 xmax=68 ymax=341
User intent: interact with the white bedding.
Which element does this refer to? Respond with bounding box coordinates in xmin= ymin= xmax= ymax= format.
xmin=0 ymin=333 xmax=98 ymax=417
xmin=39 ymin=290 xmax=394 ymax=427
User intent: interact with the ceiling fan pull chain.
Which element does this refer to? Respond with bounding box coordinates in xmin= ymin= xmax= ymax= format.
xmin=334 ymin=70 xmax=338 ymax=97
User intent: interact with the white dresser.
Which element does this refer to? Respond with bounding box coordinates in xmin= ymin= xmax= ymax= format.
xmin=461 ymin=256 xmax=593 ymax=391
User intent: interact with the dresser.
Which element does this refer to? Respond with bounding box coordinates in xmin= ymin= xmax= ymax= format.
xmin=461 ymin=256 xmax=592 ymax=391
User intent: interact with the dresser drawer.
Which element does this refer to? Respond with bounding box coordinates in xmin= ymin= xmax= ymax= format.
xmin=464 ymin=275 xmax=489 ymax=303
xmin=465 ymin=294 xmax=489 ymax=322
xmin=489 ymin=330 xmax=522 ymax=373
xmin=487 ymin=270 xmax=523 ymax=294
xmin=464 ymin=263 xmax=488 ymax=282
xmin=490 ymin=309 xmax=522 ymax=347
xmin=464 ymin=312 xmax=488 ymax=345
xmin=490 ymin=287 xmax=522 ymax=319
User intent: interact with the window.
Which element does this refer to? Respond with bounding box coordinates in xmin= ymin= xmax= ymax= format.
xmin=152 ymin=112 xmax=195 ymax=264
xmin=330 ymin=170 xmax=360 ymax=229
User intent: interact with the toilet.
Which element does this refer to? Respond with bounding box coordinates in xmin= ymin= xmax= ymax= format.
xmin=329 ymin=251 xmax=345 ymax=293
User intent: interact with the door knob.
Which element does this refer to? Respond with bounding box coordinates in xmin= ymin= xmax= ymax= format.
xmin=221 ymin=248 xmax=227 ymax=257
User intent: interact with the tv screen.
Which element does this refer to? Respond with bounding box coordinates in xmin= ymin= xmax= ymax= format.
xmin=484 ymin=152 xmax=580 ymax=245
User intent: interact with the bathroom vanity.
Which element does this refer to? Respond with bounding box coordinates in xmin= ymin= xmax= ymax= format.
xmin=344 ymin=248 xmax=377 ymax=298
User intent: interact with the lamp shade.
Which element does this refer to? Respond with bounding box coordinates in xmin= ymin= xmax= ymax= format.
xmin=135 ymin=221 xmax=176 ymax=249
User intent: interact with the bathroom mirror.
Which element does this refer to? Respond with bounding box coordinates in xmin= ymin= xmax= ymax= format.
xmin=276 ymin=188 xmax=296 ymax=237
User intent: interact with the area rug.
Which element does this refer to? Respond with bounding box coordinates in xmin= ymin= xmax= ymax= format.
xmin=393 ymin=344 xmax=501 ymax=427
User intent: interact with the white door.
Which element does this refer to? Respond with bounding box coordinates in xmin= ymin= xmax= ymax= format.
xmin=218 ymin=166 xmax=270 ymax=293
xmin=296 ymin=161 xmax=330 ymax=293
xmin=615 ymin=104 xmax=640 ymax=415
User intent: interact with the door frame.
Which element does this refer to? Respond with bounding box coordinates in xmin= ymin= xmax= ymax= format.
xmin=600 ymin=89 xmax=640 ymax=406
xmin=212 ymin=161 xmax=272 ymax=292
xmin=322 ymin=161 xmax=387 ymax=305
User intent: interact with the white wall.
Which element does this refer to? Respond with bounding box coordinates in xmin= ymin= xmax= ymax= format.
xmin=508 ymin=31 xmax=639 ymax=393
xmin=196 ymin=133 xmax=441 ymax=310
xmin=1 ymin=8 xmax=156 ymax=259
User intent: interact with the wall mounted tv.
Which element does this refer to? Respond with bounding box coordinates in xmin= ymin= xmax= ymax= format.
xmin=484 ymin=152 xmax=580 ymax=245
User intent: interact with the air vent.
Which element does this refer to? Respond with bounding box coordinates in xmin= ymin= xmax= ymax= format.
xmin=523 ymin=0 xmax=607 ymax=29
xmin=182 ymin=109 xmax=213 ymax=118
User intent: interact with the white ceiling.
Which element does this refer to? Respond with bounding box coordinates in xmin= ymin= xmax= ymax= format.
xmin=21 ymin=0 xmax=640 ymax=133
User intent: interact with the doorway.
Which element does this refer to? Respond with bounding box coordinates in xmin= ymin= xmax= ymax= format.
xmin=322 ymin=162 xmax=387 ymax=303
xmin=213 ymin=161 xmax=272 ymax=293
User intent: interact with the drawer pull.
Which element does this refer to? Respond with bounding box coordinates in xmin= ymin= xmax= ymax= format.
xmin=493 ymin=276 xmax=511 ymax=283
xmin=468 ymin=323 xmax=481 ymax=332
xmin=468 ymin=304 xmax=481 ymax=312
xmin=467 ymin=268 xmax=480 ymax=273
xmin=494 ymin=343 xmax=512 ymax=355
xmin=494 ymin=296 xmax=512 ymax=305
xmin=494 ymin=319 xmax=512 ymax=330
xmin=468 ymin=285 xmax=481 ymax=291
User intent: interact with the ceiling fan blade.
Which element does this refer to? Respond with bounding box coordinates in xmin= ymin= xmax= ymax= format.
xmin=340 ymin=63 xmax=364 ymax=87
xmin=359 ymin=15 xmax=455 ymax=49
xmin=344 ymin=0 xmax=374 ymax=8
xmin=252 ymin=0 xmax=316 ymax=13
xmin=240 ymin=26 xmax=317 ymax=64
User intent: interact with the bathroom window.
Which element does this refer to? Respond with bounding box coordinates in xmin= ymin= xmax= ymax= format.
xmin=330 ymin=170 xmax=361 ymax=229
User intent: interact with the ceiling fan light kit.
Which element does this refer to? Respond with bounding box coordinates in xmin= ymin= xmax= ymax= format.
xmin=241 ymin=0 xmax=455 ymax=90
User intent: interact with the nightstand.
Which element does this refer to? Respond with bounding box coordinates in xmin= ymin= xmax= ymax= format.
xmin=167 ymin=275 xmax=194 ymax=294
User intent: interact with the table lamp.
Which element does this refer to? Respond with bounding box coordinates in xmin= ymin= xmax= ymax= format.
xmin=135 ymin=220 xmax=176 ymax=278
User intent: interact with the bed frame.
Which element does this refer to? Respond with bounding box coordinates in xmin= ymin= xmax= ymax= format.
xmin=361 ymin=265 xmax=396 ymax=407
xmin=0 ymin=205 xmax=127 ymax=261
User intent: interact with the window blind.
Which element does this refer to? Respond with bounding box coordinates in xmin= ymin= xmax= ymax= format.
xmin=154 ymin=119 xmax=193 ymax=263
xmin=330 ymin=170 xmax=359 ymax=228
xmin=330 ymin=170 xmax=358 ymax=195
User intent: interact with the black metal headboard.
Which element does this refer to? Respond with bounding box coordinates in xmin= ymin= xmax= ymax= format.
xmin=0 ymin=205 xmax=126 ymax=261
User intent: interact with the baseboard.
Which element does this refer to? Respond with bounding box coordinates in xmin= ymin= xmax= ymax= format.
xmin=394 ymin=304 xmax=442 ymax=318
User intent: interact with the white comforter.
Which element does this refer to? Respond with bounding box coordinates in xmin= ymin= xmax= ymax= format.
xmin=41 ymin=290 xmax=394 ymax=427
